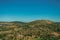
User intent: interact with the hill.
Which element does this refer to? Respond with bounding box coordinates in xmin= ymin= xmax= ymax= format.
xmin=0 ymin=20 xmax=60 ymax=40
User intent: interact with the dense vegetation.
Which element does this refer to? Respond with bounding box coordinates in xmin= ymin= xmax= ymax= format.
xmin=0 ymin=20 xmax=60 ymax=40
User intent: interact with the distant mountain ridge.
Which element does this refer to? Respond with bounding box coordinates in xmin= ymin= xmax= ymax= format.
xmin=0 ymin=20 xmax=57 ymax=23
xmin=0 ymin=20 xmax=59 ymax=25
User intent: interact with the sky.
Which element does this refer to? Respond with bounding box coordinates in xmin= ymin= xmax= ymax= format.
xmin=0 ymin=0 xmax=60 ymax=22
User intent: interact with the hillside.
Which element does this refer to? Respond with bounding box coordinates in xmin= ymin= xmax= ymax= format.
xmin=0 ymin=20 xmax=60 ymax=40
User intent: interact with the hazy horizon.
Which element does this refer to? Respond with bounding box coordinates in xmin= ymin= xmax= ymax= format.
xmin=0 ymin=0 xmax=60 ymax=22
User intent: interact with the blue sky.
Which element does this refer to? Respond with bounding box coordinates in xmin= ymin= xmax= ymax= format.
xmin=0 ymin=0 xmax=60 ymax=22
